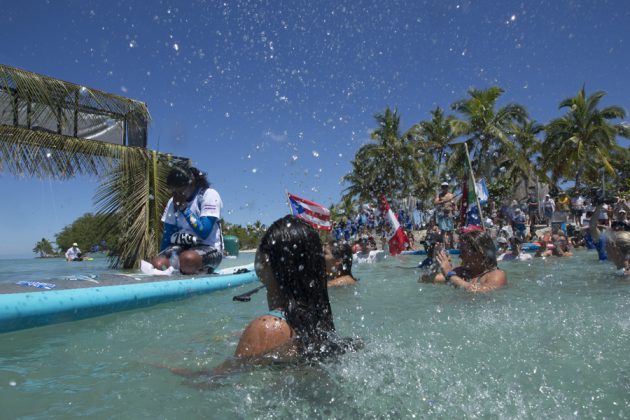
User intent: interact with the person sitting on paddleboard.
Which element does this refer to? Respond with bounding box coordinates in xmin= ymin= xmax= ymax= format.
xmin=431 ymin=227 xmax=507 ymax=292
xmin=234 ymin=215 xmax=360 ymax=359
xmin=151 ymin=164 xmax=223 ymax=275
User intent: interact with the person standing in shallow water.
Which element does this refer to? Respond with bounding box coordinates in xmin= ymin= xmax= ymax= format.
xmin=151 ymin=164 xmax=223 ymax=275
xmin=434 ymin=181 xmax=455 ymax=249
xmin=433 ymin=229 xmax=507 ymax=292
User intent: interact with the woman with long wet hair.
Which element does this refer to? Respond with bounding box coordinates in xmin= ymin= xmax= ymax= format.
xmin=235 ymin=215 xmax=358 ymax=359
xmin=151 ymin=164 xmax=223 ymax=274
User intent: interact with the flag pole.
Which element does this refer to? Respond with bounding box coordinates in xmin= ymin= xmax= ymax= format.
xmin=464 ymin=142 xmax=486 ymax=232
xmin=285 ymin=189 xmax=294 ymax=215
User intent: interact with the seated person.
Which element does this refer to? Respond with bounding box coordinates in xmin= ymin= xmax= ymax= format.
xmin=324 ymin=240 xmax=358 ymax=287
xmin=151 ymin=165 xmax=223 ymax=275
xmin=425 ymin=229 xmax=507 ymax=292
xmin=65 ymin=242 xmax=84 ymax=261
xmin=498 ymin=237 xmax=533 ymax=261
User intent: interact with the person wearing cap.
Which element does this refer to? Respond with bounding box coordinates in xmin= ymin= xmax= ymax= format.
xmin=542 ymin=194 xmax=555 ymax=226
xmin=65 ymin=243 xmax=82 ymax=261
xmin=434 ymin=181 xmax=455 ymax=249
xmin=612 ymin=205 xmax=630 ymax=232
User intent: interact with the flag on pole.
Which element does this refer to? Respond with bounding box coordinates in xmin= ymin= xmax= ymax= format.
xmin=459 ymin=169 xmax=488 ymax=228
xmin=287 ymin=192 xmax=332 ymax=231
xmin=378 ymin=194 xmax=410 ymax=256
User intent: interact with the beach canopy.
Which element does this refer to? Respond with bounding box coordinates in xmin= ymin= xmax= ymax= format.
xmin=0 ymin=64 xmax=148 ymax=148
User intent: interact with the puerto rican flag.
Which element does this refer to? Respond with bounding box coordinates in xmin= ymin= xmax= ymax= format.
xmin=379 ymin=194 xmax=410 ymax=256
xmin=287 ymin=193 xmax=332 ymax=231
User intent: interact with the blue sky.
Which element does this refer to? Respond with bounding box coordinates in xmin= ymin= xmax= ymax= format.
xmin=1 ymin=0 xmax=629 ymax=258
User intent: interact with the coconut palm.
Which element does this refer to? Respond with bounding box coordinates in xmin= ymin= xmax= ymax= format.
xmin=450 ymin=86 xmax=528 ymax=180
xmin=542 ymin=87 xmax=630 ymax=190
xmin=502 ymin=119 xmax=545 ymax=187
xmin=32 ymin=238 xmax=54 ymax=257
xmin=405 ymin=106 xmax=457 ymax=187
xmin=0 ymin=64 xmax=173 ymax=268
xmin=342 ymin=107 xmax=424 ymax=203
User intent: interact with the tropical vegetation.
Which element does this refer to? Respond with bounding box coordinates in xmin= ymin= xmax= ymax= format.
xmin=339 ymin=86 xmax=629 ymax=218
xmin=32 ymin=238 xmax=55 ymax=257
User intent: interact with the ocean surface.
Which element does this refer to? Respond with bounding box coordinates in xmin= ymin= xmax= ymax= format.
xmin=1 ymin=250 xmax=630 ymax=418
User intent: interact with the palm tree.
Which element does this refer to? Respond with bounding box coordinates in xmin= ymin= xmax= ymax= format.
xmin=32 ymin=238 xmax=54 ymax=257
xmin=502 ymin=119 xmax=545 ymax=188
xmin=450 ymin=86 xmax=528 ymax=180
xmin=0 ymin=64 xmax=173 ymax=268
xmin=542 ymin=87 xmax=630 ymax=190
xmin=405 ymin=106 xmax=457 ymax=185
xmin=342 ymin=107 xmax=423 ymax=203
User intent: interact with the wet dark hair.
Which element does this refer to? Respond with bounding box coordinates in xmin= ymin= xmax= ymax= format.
xmin=166 ymin=164 xmax=210 ymax=189
xmin=259 ymin=215 xmax=355 ymax=357
xmin=460 ymin=230 xmax=497 ymax=269
xmin=327 ymin=240 xmax=354 ymax=277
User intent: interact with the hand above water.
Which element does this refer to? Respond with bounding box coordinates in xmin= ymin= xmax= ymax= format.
xmin=435 ymin=249 xmax=453 ymax=276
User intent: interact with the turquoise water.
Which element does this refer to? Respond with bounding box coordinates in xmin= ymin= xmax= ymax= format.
xmin=1 ymin=251 xmax=630 ymax=418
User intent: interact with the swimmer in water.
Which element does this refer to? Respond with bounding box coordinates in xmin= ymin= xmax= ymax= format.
xmin=324 ymin=240 xmax=358 ymax=287
xmin=433 ymin=229 xmax=507 ymax=292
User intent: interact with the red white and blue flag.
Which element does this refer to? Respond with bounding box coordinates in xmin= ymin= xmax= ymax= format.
xmin=287 ymin=192 xmax=332 ymax=231
xmin=379 ymin=194 xmax=410 ymax=256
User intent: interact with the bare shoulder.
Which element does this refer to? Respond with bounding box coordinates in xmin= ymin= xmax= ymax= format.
xmin=234 ymin=315 xmax=293 ymax=358
xmin=480 ymin=269 xmax=507 ymax=288
xmin=328 ymin=275 xmax=358 ymax=287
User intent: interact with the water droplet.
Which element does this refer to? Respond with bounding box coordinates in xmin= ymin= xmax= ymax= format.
xmin=173 ymin=43 xmax=179 ymax=51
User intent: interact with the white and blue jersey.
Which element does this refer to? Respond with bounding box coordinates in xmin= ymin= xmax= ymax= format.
xmin=162 ymin=187 xmax=223 ymax=251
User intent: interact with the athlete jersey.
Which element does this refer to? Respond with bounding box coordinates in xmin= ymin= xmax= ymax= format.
xmin=162 ymin=187 xmax=223 ymax=251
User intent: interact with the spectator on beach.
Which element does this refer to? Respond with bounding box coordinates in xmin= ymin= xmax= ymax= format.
xmin=542 ymin=194 xmax=555 ymax=226
xmin=612 ymin=208 xmax=630 ymax=232
xmin=508 ymin=200 xmax=520 ymax=224
xmin=512 ymin=208 xmax=527 ymax=240
xmin=434 ymin=181 xmax=456 ymax=249
xmin=324 ymin=240 xmax=358 ymax=287
xmin=234 ymin=215 xmax=359 ymax=359
xmin=433 ymin=229 xmax=507 ymax=292
xmin=526 ymin=192 xmax=540 ymax=226
xmin=571 ymin=193 xmax=585 ymax=225
xmin=65 ymin=242 xmax=83 ymax=261
xmin=151 ymin=164 xmax=223 ymax=275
